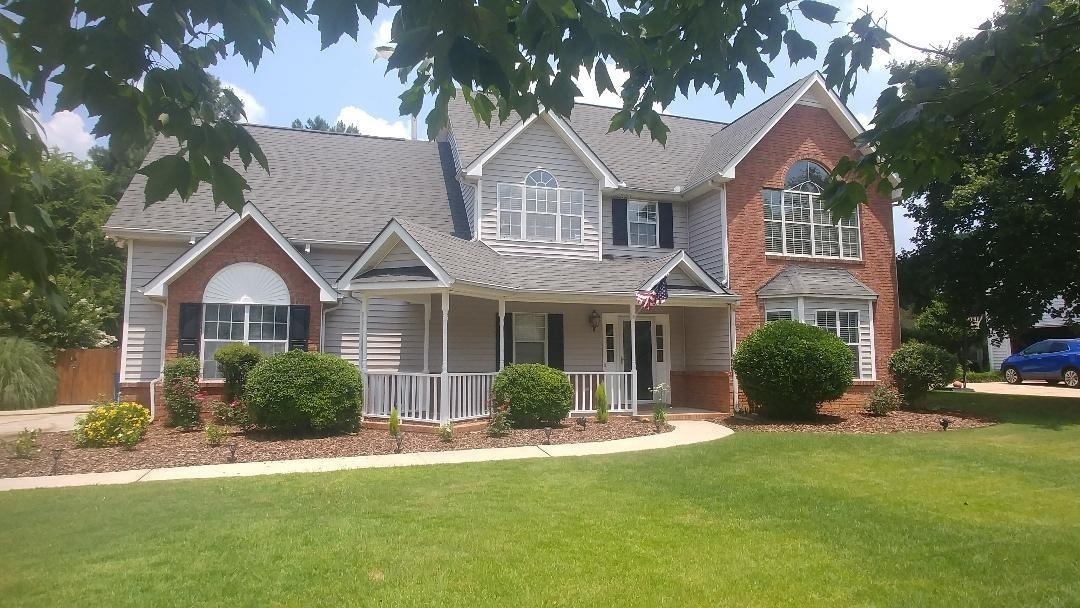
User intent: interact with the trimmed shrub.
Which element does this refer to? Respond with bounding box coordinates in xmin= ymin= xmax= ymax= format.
xmin=13 ymin=428 xmax=40 ymax=458
xmin=244 ymin=350 xmax=363 ymax=434
xmin=594 ymin=382 xmax=609 ymax=423
xmin=864 ymin=384 xmax=902 ymax=416
xmin=74 ymin=401 xmax=150 ymax=448
xmin=492 ymin=364 xmax=573 ymax=428
xmin=965 ymin=370 xmax=1003 ymax=383
xmin=888 ymin=341 xmax=959 ymax=405
xmin=213 ymin=343 xmax=263 ymax=402
xmin=731 ymin=320 xmax=854 ymax=420
xmin=0 ymin=337 xmax=57 ymax=410
xmin=163 ymin=356 xmax=201 ymax=428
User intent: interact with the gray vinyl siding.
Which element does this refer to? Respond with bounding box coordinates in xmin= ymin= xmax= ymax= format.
xmin=687 ymin=187 xmax=727 ymax=283
xmin=683 ymin=306 xmax=731 ymax=372
xmin=601 ymin=198 xmax=689 ymax=258
xmin=427 ymin=296 xmax=690 ymax=374
xmin=376 ymin=241 xmax=424 ymax=269
xmin=666 ymin=267 xmax=698 ymax=288
xmin=306 ymin=247 xmax=425 ymax=372
xmin=122 ymin=240 xmax=191 ymax=382
xmin=478 ymin=119 xmax=601 ymax=260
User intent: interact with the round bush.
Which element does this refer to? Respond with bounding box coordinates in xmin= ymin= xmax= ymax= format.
xmin=74 ymin=401 xmax=150 ymax=448
xmin=887 ymin=341 xmax=959 ymax=405
xmin=491 ymin=363 xmax=572 ymax=427
xmin=244 ymin=350 xmax=363 ymax=434
xmin=864 ymin=384 xmax=902 ymax=416
xmin=731 ymin=320 xmax=854 ymax=419
xmin=213 ymin=342 xmax=263 ymax=402
xmin=0 ymin=337 xmax=57 ymax=410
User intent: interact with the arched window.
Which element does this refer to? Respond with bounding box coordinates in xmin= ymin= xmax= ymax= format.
xmin=496 ymin=169 xmax=584 ymax=243
xmin=200 ymin=263 xmax=291 ymax=378
xmin=763 ymin=160 xmax=860 ymax=259
xmin=524 ymin=169 xmax=559 ymax=188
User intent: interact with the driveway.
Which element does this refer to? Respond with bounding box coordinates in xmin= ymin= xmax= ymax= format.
xmin=0 ymin=405 xmax=91 ymax=438
xmin=967 ymin=382 xmax=1080 ymax=399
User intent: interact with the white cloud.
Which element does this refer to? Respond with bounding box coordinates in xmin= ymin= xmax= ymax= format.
xmin=844 ymin=0 xmax=1000 ymax=66
xmin=574 ymin=63 xmax=627 ymax=108
xmin=220 ymin=81 xmax=267 ymax=123
xmin=371 ymin=18 xmax=393 ymax=52
xmin=335 ymin=106 xmax=411 ymax=139
xmin=37 ymin=111 xmax=95 ymax=159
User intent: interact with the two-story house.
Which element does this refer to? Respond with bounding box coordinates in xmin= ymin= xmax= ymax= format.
xmin=105 ymin=72 xmax=899 ymax=424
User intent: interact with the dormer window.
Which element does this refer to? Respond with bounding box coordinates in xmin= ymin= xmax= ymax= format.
xmin=627 ymin=201 xmax=659 ymax=247
xmin=763 ymin=160 xmax=861 ymax=260
xmin=497 ymin=169 xmax=585 ymax=243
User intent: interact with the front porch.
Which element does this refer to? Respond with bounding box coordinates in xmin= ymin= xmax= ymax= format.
xmin=356 ymin=293 xmax=735 ymax=425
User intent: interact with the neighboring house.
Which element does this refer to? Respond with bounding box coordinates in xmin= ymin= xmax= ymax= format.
xmin=105 ymin=72 xmax=899 ymax=423
xmin=988 ymin=297 xmax=1078 ymax=370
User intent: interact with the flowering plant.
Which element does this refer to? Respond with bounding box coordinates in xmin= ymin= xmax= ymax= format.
xmin=74 ymin=401 xmax=150 ymax=449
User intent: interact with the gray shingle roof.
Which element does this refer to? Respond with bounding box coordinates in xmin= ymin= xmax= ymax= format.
xmin=392 ymin=219 xmax=733 ymax=297
xmin=447 ymin=73 xmax=818 ymax=192
xmin=756 ymin=266 xmax=877 ymax=299
xmin=105 ymin=126 xmax=471 ymax=243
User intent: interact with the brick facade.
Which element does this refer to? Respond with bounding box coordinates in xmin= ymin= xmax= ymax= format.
xmin=726 ymin=104 xmax=901 ymax=404
xmin=671 ymin=371 xmax=732 ymax=413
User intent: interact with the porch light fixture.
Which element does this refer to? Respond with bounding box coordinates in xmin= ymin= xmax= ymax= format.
xmin=588 ymin=309 xmax=602 ymax=332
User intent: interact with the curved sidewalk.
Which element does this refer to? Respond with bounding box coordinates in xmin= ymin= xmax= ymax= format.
xmin=0 ymin=421 xmax=733 ymax=492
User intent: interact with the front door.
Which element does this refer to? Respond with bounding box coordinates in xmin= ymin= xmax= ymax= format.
xmin=602 ymin=314 xmax=669 ymax=402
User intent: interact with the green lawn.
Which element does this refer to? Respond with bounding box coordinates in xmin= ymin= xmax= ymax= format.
xmin=1 ymin=392 xmax=1078 ymax=608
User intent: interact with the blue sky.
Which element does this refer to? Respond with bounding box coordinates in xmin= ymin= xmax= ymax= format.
xmin=26 ymin=0 xmax=1002 ymax=252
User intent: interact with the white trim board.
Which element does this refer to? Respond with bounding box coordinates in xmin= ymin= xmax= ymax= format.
xmin=140 ymin=203 xmax=338 ymax=303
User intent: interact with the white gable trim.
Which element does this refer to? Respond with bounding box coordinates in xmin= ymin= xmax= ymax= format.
xmin=336 ymin=220 xmax=453 ymax=291
xmin=141 ymin=203 xmax=338 ymax=303
xmin=464 ymin=113 xmax=619 ymax=188
xmin=719 ymin=73 xmax=864 ymax=180
xmin=641 ymin=251 xmax=726 ymax=294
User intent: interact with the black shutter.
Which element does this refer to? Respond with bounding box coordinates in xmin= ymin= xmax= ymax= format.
xmin=178 ymin=303 xmax=201 ymax=357
xmin=503 ymin=313 xmax=514 ymax=365
xmin=659 ymin=202 xmax=674 ymax=249
xmin=547 ymin=314 xmax=564 ymax=370
xmin=612 ymin=198 xmax=628 ymax=246
xmin=288 ymin=305 xmax=311 ymax=351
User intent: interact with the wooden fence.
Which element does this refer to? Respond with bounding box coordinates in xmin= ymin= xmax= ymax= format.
xmin=55 ymin=348 xmax=119 ymax=405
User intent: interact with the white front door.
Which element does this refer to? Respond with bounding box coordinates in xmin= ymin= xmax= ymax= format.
xmin=601 ymin=314 xmax=670 ymax=401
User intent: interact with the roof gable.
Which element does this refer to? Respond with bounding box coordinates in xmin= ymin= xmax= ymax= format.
xmin=336 ymin=220 xmax=454 ymax=291
xmin=141 ymin=203 xmax=338 ymax=302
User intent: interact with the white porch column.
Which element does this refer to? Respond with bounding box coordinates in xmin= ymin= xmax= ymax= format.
xmin=729 ymin=302 xmax=740 ymax=412
xmin=498 ymin=298 xmax=506 ymax=370
xmin=440 ymin=291 xmax=450 ymax=424
xmin=423 ymin=298 xmax=431 ymax=373
xmin=630 ymin=302 xmax=638 ymax=416
xmin=359 ymin=294 xmax=368 ymax=373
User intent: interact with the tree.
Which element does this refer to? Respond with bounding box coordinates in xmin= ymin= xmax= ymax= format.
xmin=828 ymin=0 xmax=1080 ymax=212
xmin=1 ymin=0 xmax=884 ymax=300
xmin=290 ymin=116 xmax=359 ymax=134
xmin=0 ymin=154 xmax=124 ymax=348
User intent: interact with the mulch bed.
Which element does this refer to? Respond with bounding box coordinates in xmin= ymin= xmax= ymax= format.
xmin=720 ymin=404 xmax=994 ymax=434
xmin=1 ymin=417 xmax=668 ymax=479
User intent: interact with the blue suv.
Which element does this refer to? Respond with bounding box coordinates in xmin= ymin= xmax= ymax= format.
xmin=1001 ymin=339 xmax=1080 ymax=388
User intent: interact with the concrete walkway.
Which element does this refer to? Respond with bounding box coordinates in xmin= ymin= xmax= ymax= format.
xmin=967 ymin=382 xmax=1080 ymax=399
xmin=0 ymin=421 xmax=733 ymax=492
xmin=0 ymin=405 xmax=90 ymax=438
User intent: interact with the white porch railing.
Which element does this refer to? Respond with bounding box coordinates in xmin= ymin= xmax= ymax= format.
xmin=364 ymin=370 xmax=636 ymax=423
xmin=365 ymin=372 xmax=440 ymax=422
xmin=447 ymin=372 xmax=498 ymax=421
xmin=567 ymin=372 xmax=634 ymax=413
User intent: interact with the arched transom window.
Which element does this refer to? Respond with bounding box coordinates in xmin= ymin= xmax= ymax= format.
xmin=763 ymin=160 xmax=861 ymax=259
xmin=200 ymin=262 xmax=291 ymax=378
xmin=497 ymin=168 xmax=585 ymax=243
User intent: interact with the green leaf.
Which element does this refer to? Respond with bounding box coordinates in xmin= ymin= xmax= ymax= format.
xmin=139 ymin=155 xmax=191 ymax=205
xmin=209 ymin=161 xmax=249 ymax=212
xmin=593 ymin=59 xmax=616 ymax=96
xmin=799 ymin=1 xmax=840 ymax=24
xmin=783 ymin=30 xmax=817 ymax=65
xmin=310 ymin=0 xmax=361 ymax=49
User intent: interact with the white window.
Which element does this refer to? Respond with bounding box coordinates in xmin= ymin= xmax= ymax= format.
xmin=764 ymin=160 xmax=861 ymax=259
xmin=604 ymin=323 xmax=616 ymax=363
xmin=765 ymin=309 xmax=794 ymax=322
xmin=513 ymin=313 xmax=547 ymax=364
xmin=497 ymin=170 xmax=585 ymax=243
xmin=201 ymin=304 xmax=289 ymax=378
xmin=627 ymin=201 xmax=659 ymax=247
xmin=816 ymin=309 xmax=861 ymax=377
xmin=655 ymin=324 xmax=665 ymax=363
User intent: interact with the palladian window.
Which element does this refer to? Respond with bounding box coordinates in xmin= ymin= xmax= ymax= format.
xmin=497 ymin=169 xmax=585 ymax=243
xmin=763 ymin=160 xmax=861 ymax=259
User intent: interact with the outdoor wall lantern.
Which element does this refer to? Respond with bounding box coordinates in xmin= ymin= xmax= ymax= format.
xmin=588 ymin=309 xmax=602 ymax=332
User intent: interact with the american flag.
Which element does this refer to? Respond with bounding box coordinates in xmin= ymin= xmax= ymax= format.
xmin=635 ymin=278 xmax=669 ymax=311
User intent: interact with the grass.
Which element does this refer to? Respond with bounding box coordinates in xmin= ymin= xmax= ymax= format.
xmin=1 ymin=392 xmax=1078 ymax=607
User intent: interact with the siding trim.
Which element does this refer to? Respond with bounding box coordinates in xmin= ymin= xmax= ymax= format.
xmin=119 ymin=240 xmax=134 ymax=381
